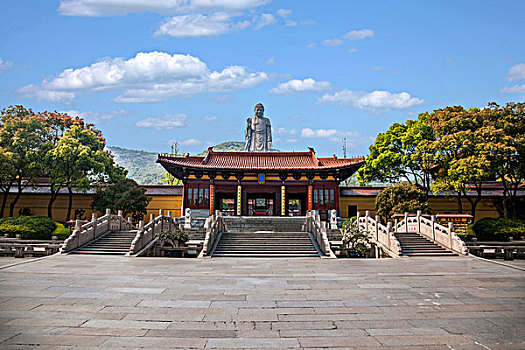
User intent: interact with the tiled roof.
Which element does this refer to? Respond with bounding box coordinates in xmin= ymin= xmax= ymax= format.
xmin=158 ymin=148 xmax=364 ymax=171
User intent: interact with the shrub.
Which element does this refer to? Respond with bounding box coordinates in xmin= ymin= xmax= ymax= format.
xmin=342 ymin=219 xmax=371 ymax=258
xmin=472 ymin=218 xmax=525 ymax=241
xmin=52 ymin=223 xmax=71 ymax=240
xmin=0 ymin=216 xmax=57 ymax=239
xmin=375 ymin=183 xmax=432 ymax=219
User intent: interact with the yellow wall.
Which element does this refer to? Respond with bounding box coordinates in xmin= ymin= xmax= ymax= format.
xmin=4 ymin=191 xmax=501 ymax=223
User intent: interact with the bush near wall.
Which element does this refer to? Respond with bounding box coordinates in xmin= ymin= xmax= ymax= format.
xmin=52 ymin=223 xmax=71 ymax=240
xmin=471 ymin=218 xmax=525 ymax=241
xmin=0 ymin=216 xmax=57 ymax=240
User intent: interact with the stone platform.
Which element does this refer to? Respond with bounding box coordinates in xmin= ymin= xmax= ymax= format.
xmin=0 ymin=255 xmax=523 ymax=349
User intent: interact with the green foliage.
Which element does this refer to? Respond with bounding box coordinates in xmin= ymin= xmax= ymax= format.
xmin=0 ymin=105 xmax=53 ymax=217
xmin=52 ymin=223 xmax=71 ymax=240
xmin=91 ymin=178 xmax=151 ymax=217
xmin=108 ymin=146 xmax=166 ymax=185
xmin=0 ymin=216 xmax=56 ymax=239
xmin=375 ymin=183 xmax=432 ymax=219
xmin=158 ymin=228 xmax=189 ymax=247
xmin=341 ymin=219 xmax=371 ymax=257
xmin=358 ymin=114 xmax=433 ymax=189
xmin=472 ymin=217 xmax=525 ymax=241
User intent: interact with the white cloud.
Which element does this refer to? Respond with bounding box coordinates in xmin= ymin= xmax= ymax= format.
xmin=318 ymin=90 xmax=424 ymax=111
xmin=19 ymin=51 xmax=269 ymax=103
xmin=343 ymin=29 xmax=374 ymax=41
xmin=204 ymin=115 xmax=217 ymax=121
xmin=269 ymin=78 xmax=331 ymax=94
xmin=500 ymin=84 xmax=525 ymax=93
xmin=284 ymin=20 xmax=297 ymax=27
xmin=275 ymin=127 xmax=296 ymax=135
xmin=306 ymin=42 xmax=316 ymax=49
xmin=285 ymin=138 xmax=298 ymax=143
xmin=321 ymin=38 xmax=343 ymax=46
xmin=276 ymin=9 xmax=292 ymax=18
xmin=136 ymin=114 xmax=188 ymax=130
xmin=0 ymin=58 xmax=13 ymax=73
xmin=267 ymin=57 xmax=276 ymax=65
xmin=301 ymin=128 xmax=338 ymax=138
xmin=507 ymin=63 xmax=525 ymax=82
xmin=156 ymin=12 xmax=249 ymax=37
xmin=348 ymin=48 xmax=358 ymax=53
xmin=61 ymin=109 xmax=126 ymax=124
xmin=179 ymin=138 xmax=202 ymax=146
xmin=58 ymin=0 xmax=269 ymax=16
xmin=255 ymin=13 xmax=275 ymax=30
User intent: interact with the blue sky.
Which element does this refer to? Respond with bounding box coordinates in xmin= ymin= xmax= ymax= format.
xmin=1 ymin=0 xmax=524 ymax=157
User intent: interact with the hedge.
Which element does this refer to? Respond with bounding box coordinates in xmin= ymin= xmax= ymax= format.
xmin=52 ymin=223 xmax=71 ymax=240
xmin=471 ymin=217 xmax=525 ymax=241
xmin=0 ymin=216 xmax=57 ymax=240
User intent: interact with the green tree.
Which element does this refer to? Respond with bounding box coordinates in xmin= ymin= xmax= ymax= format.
xmin=375 ymin=183 xmax=432 ymax=219
xmin=484 ymin=102 xmax=525 ymax=218
xmin=418 ymin=105 xmax=510 ymax=219
xmin=0 ymin=106 xmax=52 ymax=217
xmin=47 ymin=120 xmax=124 ymax=221
xmin=91 ymin=178 xmax=151 ymax=217
xmin=358 ymin=114 xmax=434 ymax=192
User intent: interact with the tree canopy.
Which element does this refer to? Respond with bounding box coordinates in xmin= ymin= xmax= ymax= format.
xmin=91 ymin=178 xmax=151 ymax=217
xmin=375 ymin=183 xmax=432 ymax=219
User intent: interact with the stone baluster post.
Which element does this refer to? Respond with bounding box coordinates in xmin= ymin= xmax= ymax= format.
xmin=394 ymin=218 xmax=398 ymax=232
xmin=118 ymin=210 xmax=123 ymax=231
xmin=448 ymin=222 xmax=454 ymax=250
xmin=167 ymin=211 xmax=172 ymax=232
xmin=159 ymin=209 xmax=164 ymax=231
xmin=75 ymin=219 xmax=81 ymax=248
xmin=150 ymin=213 xmax=155 ymax=235
xmin=404 ymin=212 xmax=408 ymax=233
xmin=127 ymin=217 xmax=132 ymax=229
xmin=365 ymin=211 xmax=370 ymax=234
xmin=416 ymin=210 xmax=422 ymax=233
xmin=431 ymin=215 xmax=436 ymax=241
xmin=375 ymin=215 xmax=380 ymax=241
xmin=386 ymin=222 xmax=392 ymax=249
xmin=106 ymin=208 xmax=111 ymax=216
xmin=91 ymin=213 xmax=97 ymax=240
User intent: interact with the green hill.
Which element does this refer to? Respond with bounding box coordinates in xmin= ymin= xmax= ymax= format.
xmin=108 ymin=142 xmax=246 ymax=185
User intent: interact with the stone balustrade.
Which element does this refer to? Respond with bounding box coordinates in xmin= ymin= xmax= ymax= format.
xmin=199 ymin=211 xmax=225 ymax=258
xmin=128 ymin=209 xmax=180 ymax=256
xmin=305 ymin=210 xmax=336 ymax=258
xmin=356 ymin=211 xmax=401 ymax=257
xmin=61 ymin=209 xmax=133 ymax=253
xmin=395 ymin=211 xmax=468 ymax=255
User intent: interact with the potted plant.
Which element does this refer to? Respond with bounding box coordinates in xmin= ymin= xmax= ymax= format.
xmin=341 ymin=219 xmax=371 ymax=258
xmin=158 ymin=228 xmax=189 ymax=248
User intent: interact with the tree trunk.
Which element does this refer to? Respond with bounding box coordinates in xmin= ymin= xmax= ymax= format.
xmin=456 ymin=192 xmax=463 ymax=214
xmin=0 ymin=189 xmax=10 ymax=218
xmin=47 ymin=189 xmax=59 ymax=219
xmin=65 ymin=187 xmax=73 ymax=222
xmin=9 ymin=179 xmax=24 ymax=217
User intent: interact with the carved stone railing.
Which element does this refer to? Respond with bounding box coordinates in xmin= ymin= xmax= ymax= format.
xmin=128 ymin=209 xmax=180 ymax=256
xmin=305 ymin=210 xmax=336 ymax=258
xmin=61 ymin=209 xmax=133 ymax=253
xmin=395 ymin=211 xmax=468 ymax=255
xmin=356 ymin=211 xmax=401 ymax=258
xmin=199 ymin=211 xmax=225 ymax=258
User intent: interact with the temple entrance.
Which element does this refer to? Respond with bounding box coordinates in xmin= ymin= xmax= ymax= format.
xmin=216 ymin=193 xmax=236 ymax=216
xmin=287 ymin=193 xmax=307 ymax=216
xmin=247 ymin=193 xmax=275 ymax=216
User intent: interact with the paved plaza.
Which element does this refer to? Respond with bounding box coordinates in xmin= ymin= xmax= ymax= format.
xmin=0 ymin=255 xmax=524 ymax=349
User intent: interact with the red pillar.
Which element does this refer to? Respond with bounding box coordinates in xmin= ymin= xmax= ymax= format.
xmin=209 ymin=184 xmax=215 ymax=215
xmin=308 ymin=185 xmax=313 ymax=211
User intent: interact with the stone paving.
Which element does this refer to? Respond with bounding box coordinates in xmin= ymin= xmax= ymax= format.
xmin=0 ymin=254 xmax=523 ymax=349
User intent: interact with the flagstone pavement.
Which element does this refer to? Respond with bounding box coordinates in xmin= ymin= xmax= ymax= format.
xmin=0 ymin=254 xmax=523 ymax=349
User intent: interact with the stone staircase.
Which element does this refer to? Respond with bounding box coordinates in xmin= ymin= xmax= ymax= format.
xmin=70 ymin=230 xmax=138 ymax=255
xmin=213 ymin=217 xmax=319 ymax=257
xmin=394 ymin=232 xmax=458 ymax=257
